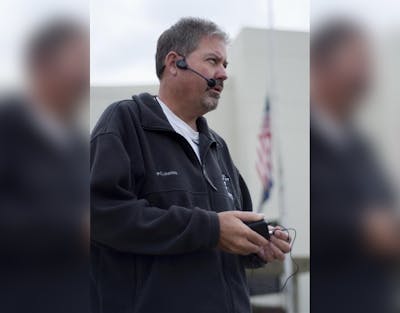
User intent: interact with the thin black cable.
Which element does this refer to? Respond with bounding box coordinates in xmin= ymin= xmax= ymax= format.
xmin=248 ymin=226 xmax=299 ymax=293
xmin=278 ymin=227 xmax=298 ymax=291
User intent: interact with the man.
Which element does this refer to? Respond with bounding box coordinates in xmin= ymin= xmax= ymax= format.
xmin=91 ymin=18 xmax=290 ymax=313
xmin=0 ymin=19 xmax=89 ymax=313
xmin=310 ymin=19 xmax=400 ymax=313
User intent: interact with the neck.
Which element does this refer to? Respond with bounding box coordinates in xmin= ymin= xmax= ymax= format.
xmin=158 ymin=84 xmax=199 ymax=130
xmin=311 ymin=88 xmax=349 ymax=125
xmin=30 ymin=85 xmax=72 ymax=126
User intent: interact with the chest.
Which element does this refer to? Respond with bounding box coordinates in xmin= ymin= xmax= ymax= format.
xmin=133 ymin=131 xmax=241 ymax=213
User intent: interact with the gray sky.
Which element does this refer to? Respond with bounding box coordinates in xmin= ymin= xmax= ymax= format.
xmin=90 ymin=0 xmax=310 ymax=86
xmin=0 ymin=0 xmax=87 ymax=87
xmin=1 ymin=0 xmax=398 ymax=87
xmin=91 ymin=0 xmax=399 ymax=86
xmin=311 ymin=0 xmax=400 ymax=26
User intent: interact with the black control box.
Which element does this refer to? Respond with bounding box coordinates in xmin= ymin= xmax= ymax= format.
xmin=244 ymin=219 xmax=271 ymax=240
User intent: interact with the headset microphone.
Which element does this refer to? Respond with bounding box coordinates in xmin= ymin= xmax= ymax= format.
xmin=176 ymin=59 xmax=217 ymax=88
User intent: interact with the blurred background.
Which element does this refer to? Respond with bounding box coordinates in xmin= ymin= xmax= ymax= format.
xmin=0 ymin=1 xmax=89 ymax=312
xmin=2 ymin=0 xmax=399 ymax=312
xmin=90 ymin=0 xmax=310 ymax=312
xmin=311 ymin=1 xmax=400 ymax=313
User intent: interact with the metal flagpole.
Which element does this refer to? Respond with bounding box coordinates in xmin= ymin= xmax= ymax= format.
xmin=266 ymin=0 xmax=295 ymax=312
xmin=277 ymin=133 xmax=295 ymax=313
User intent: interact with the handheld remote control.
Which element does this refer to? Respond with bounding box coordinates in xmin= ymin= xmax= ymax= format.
xmin=244 ymin=219 xmax=272 ymax=240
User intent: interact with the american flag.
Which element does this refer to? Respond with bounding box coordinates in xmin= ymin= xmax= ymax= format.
xmin=256 ymin=98 xmax=273 ymax=208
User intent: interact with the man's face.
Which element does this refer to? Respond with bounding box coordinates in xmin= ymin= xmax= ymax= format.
xmin=323 ymin=36 xmax=371 ymax=111
xmin=53 ymin=34 xmax=89 ymax=108
xmin=179 ymin=36 xmax=228 ymax=114
xmin=36 ymin=33 xmax=89 ymax=117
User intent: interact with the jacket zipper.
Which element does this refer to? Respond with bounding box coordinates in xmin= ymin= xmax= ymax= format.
xmin=172 ymin=131 xmax=218 ymax=192
xmin=147 ymin=129 xmax=234 ymax=313
xmin=200 ymin=143 xmax=218 ymax=191
xmin=184 ymin=136 xmax=235 ymax=313
xmin=221 ymin=255 xmax=235 ymax=313
xmin=199 ymin=141 xmax=235 ymax=313
xmin=202 ymin=145 xmax=235 ymax=313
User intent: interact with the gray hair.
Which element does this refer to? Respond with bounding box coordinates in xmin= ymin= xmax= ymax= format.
xmin=155 ymin=17 xmax=229 ymax=80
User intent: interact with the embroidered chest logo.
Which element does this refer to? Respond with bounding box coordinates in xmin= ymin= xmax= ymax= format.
xmin=221 ymin=174 xmax=234 ymax=200
xmin=156 ymin=171 xmax=178 ymax=177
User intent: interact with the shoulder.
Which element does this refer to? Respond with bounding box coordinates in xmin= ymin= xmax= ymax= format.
xmin=0 ymin=96 xmax=26 ymax=121
xmin=91 ymin=98 xmax=140 ymax=140
xmin=91 ymin=92 xmax=160 ymax=139
xmin=0 ymin=96 xmax=35 ymax=136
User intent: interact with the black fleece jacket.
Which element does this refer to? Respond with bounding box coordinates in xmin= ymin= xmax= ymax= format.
xmin=90 ymin=93 xmax=264 ymax=313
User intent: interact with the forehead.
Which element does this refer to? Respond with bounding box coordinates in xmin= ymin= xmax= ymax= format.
xmin=191 ymin=35 xmax=228 ymax=60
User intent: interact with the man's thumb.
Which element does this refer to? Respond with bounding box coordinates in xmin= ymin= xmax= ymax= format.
xmin=235 ymin=211 xmax=265 ymax=222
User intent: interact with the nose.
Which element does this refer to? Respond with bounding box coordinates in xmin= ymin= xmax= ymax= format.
xmin=216 ymin=65 xmax=228 ymax=81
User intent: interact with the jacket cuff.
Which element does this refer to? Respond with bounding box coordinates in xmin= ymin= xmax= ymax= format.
xmin=207 ymin=211 xmax=220 ymax=248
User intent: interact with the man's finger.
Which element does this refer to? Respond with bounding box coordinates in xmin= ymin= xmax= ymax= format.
xmin=270 ymin=243 xmax=285 ymax=261
xmin=246 ymin=228 xmax=269 ymax=247
xmin=234 ymin=211 xmax=265 ymax=222
xmin=239 ymin=239 xmax=261 ymax=255
xmin=258 ymin=245 xmax=275 ymax=262
xmin=271 ymin=236 xmax=291 ymax=254
xmin=273 ymin=229 xmax=290 ymax=242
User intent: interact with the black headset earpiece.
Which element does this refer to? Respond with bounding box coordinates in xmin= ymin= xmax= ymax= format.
xmin=176 ymin=59 xmax=188 ymax=70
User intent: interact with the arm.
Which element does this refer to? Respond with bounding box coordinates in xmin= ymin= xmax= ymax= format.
xmin=90 ymin=132 xmax=220 ymax=255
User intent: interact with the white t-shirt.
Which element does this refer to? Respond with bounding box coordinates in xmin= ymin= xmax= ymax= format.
xmin=157 ymin=97 xmax=201 ymax=162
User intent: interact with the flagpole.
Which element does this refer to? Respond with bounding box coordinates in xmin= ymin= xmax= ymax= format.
xmin=266 ymin=0 xmax=295 ymax=312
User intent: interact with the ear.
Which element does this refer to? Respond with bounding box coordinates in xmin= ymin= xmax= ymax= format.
xmin=164 ymin=51 xmax=179 ymax=77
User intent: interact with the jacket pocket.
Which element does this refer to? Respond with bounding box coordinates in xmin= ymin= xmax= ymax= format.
xmin=144 ymin=189 xmax=210 ymax=210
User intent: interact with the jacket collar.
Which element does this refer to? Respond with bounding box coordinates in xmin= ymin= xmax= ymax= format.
xmin=133 ymin=92 xmax=216 ymax=143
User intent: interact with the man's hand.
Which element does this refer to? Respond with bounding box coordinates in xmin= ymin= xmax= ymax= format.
xmin=217 ymin=211 xmax=269 ymax=255
xmin=257 ymin=226 xmax=291 ymax=262
xmin=362 ymin=209 xmax=400 ymax=258
xmin=217 ymin=211 xmax=292 ymax=263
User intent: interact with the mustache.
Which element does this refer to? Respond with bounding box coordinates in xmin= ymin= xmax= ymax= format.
xmin=214 ymin=79 xmax=224 ymax=88
xmin=205 ymin=79 xmax=224 ymax=92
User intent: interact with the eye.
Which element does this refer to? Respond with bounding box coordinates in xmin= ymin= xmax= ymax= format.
xmin=207 ymin=58 xmax=217 ymax=65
